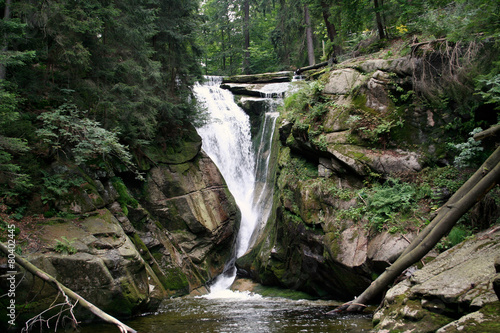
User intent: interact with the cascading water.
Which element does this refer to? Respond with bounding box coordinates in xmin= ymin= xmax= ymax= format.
xmin=194 ymin=77 xmax=284 ymax=294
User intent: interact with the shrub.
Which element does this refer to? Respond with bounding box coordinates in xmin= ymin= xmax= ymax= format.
xmin=36 ymin=103 xmax=142 ymax=179
xmin=54 ymin=236 xmax=77 ymax=255
xmin=449 ymin=127 xmax=484 ymax=168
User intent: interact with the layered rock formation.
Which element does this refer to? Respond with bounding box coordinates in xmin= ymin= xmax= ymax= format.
xmin=2 ymin=126 xmax=238 ymax=324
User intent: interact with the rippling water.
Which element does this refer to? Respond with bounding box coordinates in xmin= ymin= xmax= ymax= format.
xmin=77 ymin=293 xmax=373 ymax=333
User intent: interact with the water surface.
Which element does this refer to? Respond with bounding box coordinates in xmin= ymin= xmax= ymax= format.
xmin=78 ymin=294 xmax=373 ymax=333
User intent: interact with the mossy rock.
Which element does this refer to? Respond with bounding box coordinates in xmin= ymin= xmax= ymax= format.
xmin=140 ymin=126 xmax=202 ymax=168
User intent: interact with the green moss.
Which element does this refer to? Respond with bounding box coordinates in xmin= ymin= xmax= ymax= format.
xmin=107 ymin=281 xmax=138 ymax=316
xmin=163 ymin=266 xmax=189 ymax=291
xmin=351 ymin=93 xmax=374 ymax=114
xmin=131 ymin=233 xmax=149 ymax=253
xmin=252 ymin=285 xmax=316 ymax=300
xmin=271 ymin=262 xmax=286 ymax=280
xmin=111 ymin=177 xmax=138 ymax=216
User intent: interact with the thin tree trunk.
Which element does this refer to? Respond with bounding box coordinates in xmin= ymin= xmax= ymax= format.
xmin=320 ymin=0 xmax=341 ymax=57
xmin=0 ymin=242 xmax=137 ymax=333
xmin=243 ymin=0 xmax=250 ymax=74
xmin=0 ymin=0 xmax=12 ymax=80
xmin=221 ymin=28 xmax=226 ymax=71
xmin=304 ymin=5 xmax=315 ymax=66
xmin=331 ymin=148 xmax=500 ymax=313
xmin=374 ymin=0 xmax=386 ymax=39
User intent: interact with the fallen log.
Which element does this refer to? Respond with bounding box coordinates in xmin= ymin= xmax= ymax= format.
xmin=296 ymin=60 xmax=329 ymax=74
xmin=0 ymin=242 xmax=137 ymax=333
xmin=473 ymin=124 xmax=500 ymax=141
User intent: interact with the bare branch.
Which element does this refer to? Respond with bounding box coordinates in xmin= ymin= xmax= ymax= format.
xmin=0 ymin=242 xmax=137 ymax=333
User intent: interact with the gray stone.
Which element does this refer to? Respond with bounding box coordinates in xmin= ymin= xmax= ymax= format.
xmin=323 ymin=68 xmax=366 ymax=95
xmin=373 ymin=227 xmax=500 ymax=332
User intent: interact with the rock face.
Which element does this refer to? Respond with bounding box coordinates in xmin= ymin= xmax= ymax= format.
xmin=372 ymin=227 xmax=500 ymax=332
xmin=143 ymin=150 xmax=238 ymax=273
xmin=1 ymin=126 xmax=238 ymax=325
xmin=236 ymin=57 xmax=429 ymax=299
xmin=16 ymin=209 xmax=167 ymax=321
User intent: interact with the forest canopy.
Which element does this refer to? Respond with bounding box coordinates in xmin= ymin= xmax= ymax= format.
xmin=0 ymin=0 xmax=499 ymax=206
xmin=199 ymin=0 xmax=500 ymax=75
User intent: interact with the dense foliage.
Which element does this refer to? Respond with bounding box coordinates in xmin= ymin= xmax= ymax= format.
xmin=200 ymin=0 xmax=500 ymax=74
xmin=0 ymin=0 xmax=203 ymax=203
xmin=1 ymin=0 xmax=499 ymax=216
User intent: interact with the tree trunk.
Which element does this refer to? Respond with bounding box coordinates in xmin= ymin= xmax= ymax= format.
xmin=243 ymin=0 xmax=250 ymax=74
xmin=330 ymin=144 xmax=500 ymax=313
xmin=0 ymin=0 xmax=12 ymax=80
xmin=0 ymin=242 xmax=137 ymax=333
xmin=296 ymin=60 xmax=329 ymax=74
xmin=221 ymin=28 xmax=226 ymax=71
xmin=400 ymin=145 xmax=500 ymax=259
xmin=473 ymin=124 xmax=500 ymax=141
xmin=374 ymin=0 xmax=386 ymax=39
xmin=304 ymin=5 xmax=315 ymax=66
xmin=320 ymin=0 xmax=341 ymax=57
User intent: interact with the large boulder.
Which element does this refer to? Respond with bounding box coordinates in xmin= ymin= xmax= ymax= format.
xmin=372 ymin=227 xmax=500 ymax=332
xmin=143 ymin=150 xmax=238 ymax=274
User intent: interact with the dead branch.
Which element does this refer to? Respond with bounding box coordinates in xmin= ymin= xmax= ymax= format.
xmin=0 ymin=242 xmax=137 ymax=333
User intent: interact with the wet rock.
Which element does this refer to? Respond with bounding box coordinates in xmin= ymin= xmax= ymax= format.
xmin=9 ymin=209 xmax=166 ymax=322
xmin=143 ymin=151 xmax=238 ymax=272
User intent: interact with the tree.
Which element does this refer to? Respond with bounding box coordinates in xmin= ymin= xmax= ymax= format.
xmin=319 ymin=0 xmax=340 ymax=57
xmin=373 ymin=0 xmax=386 ymax=39
xmin=243 ymin=0 xmax=251 ymax=73
xmin=200 ymin=0 xmax=243 ymax=75
xmin=151 ymin=0 xmax=204 ymax=143
xmin=304 ymin=4 xmax=315 ymax=65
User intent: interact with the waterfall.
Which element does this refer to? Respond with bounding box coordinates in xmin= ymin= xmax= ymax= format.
xmin=194 ymin=77 xmax=285 ymax=293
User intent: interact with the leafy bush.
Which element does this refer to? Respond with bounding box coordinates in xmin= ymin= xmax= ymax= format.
xmin=37 ymin=103 xmax=142 ymax=179
xmin=476 ymin=72 xmax=500 ymax=110
xmin=0 ymin=82 xmax=32 ymax=197
xmin=40 ymin=171 xmax=84 ymax=205
xmin=336 ymin=178 xmax=430 ymax=232
xmin=449 ymin=127 xmax=484 ymax=168
xmin=436 ymin=225 xmax=472 ymax=252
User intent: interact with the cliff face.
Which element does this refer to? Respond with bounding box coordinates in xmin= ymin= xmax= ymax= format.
xmin=236 ymin=52 xmax=499 ymax=300
xmin=1 ymin=126 xmax=239 ymax=325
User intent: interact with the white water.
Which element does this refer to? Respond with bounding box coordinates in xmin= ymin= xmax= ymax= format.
xmin=194 ymin=77 xmax=286 ymax=296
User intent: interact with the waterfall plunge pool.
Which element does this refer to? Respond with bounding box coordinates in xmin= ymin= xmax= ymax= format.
xmin=76 ymin=295 xmax=373 ymax=333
